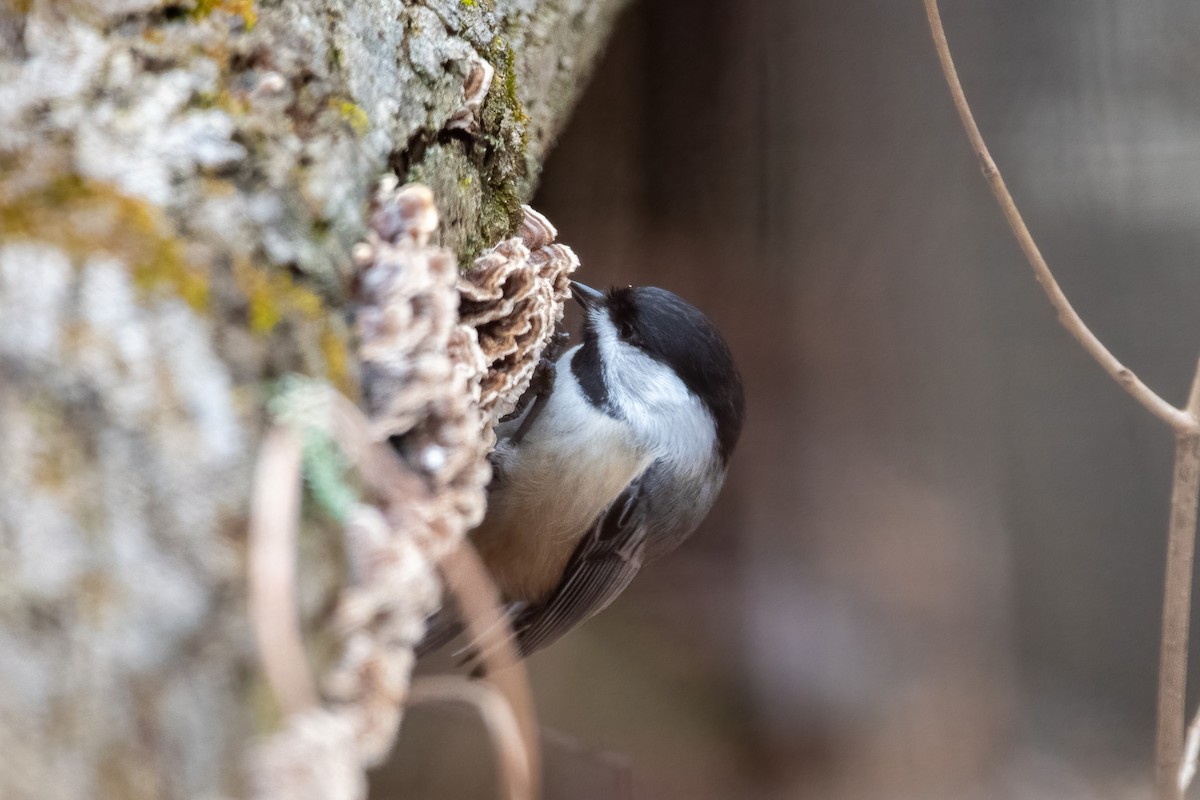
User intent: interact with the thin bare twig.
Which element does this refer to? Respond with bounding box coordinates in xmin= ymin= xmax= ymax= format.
xmin=409 ymin=676 xmax=533 ymax=800
xmin=248 ymin=425 xmax=319 ymax=715
xmin=1162 ymin=431 xmax=1200 ymax=798
xmin=249 ymin=392 xmax=541 ymax=799
xmin=1168 ymin=361 xmax=1200 ymax=795
xmin=440 ymin=544 xmax=542 ymax=800
xmin=923 ymin=4 xmax=1200 ymax=798
xmin=922 ymin=0 xmax=1194 ymax=434
xmin=247 ymin=397 xmax=420 ymax=720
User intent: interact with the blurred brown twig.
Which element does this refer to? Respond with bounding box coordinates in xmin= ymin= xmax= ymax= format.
xmin=248 ymin=425 xmax=320 ymax=715
xmin=922 ymin=3 xmax=1200 ymax=798
xmin=438 ymin=544 xmax=542 ymax=799
xmin=248 ymin=390 xmax=541 ymax=800
xmin=408 ymin=677 xmax=533 ymax=799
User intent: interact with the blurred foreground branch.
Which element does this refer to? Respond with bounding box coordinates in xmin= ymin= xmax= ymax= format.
xmin=922 ymin=3 xmax=1200 ymax=798
xmin=249 ymin=390 xmax=539 ymax=800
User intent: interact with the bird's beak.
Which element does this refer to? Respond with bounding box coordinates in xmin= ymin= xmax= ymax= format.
xmin=570 ymin=281 xmax=605 ymax=310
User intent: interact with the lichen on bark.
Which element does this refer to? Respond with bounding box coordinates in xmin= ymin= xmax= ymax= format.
xmin=0 ymin=0 xmax=629 ymax=795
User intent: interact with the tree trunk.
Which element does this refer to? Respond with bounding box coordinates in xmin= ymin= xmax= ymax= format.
xmin=0 ymin=0 xmax=625 ymax=796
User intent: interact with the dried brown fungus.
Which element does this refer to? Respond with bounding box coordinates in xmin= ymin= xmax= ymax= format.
xmin=251 ymin=180 xmax=576 ymax=800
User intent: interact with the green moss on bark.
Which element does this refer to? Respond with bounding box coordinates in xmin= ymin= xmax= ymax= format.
xmin=400 ymin=35 xmax=531 ymax=266
xmin=471 ymin=36 xmax=529 ymax=252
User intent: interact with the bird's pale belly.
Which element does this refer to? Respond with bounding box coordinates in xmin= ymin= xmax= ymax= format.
xmin=470 ymin=433 xmax=648 ymax=603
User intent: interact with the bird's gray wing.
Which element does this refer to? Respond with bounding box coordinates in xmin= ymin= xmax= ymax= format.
xmin=508 ymin=470 xmax=656 ymax=658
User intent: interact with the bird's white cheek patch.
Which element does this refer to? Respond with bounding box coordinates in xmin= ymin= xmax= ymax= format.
xmin=593 ymin=321 xmax=717 ymax=468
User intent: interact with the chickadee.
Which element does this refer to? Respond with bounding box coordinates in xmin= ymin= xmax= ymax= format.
xmin=427 ymin=281 xmax=745 ymax=659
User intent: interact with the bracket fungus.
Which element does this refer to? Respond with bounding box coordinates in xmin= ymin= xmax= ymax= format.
xmin=250 ymin=180 xmax=577 ymax=800
xmin=444 ymin=56 xmax=496 ymax=135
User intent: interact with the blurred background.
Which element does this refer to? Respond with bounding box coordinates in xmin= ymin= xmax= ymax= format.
xmin=377 ymin=1 xmax=1200 ymax=797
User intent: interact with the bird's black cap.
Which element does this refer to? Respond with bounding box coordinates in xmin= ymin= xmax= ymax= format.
xmin=575 ymin=283 xmax=745 ymax=464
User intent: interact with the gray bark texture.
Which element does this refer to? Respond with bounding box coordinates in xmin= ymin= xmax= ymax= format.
xmin=0 ymin=0 xmax=625 ymax=796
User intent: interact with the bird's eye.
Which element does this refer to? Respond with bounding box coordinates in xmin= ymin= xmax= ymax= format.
xmin=618 ymin=320 xmax=637 ymax=341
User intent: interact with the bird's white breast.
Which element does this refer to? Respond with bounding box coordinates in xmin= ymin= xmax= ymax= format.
xmin=470 ymin=347 xmax=652 ymax=602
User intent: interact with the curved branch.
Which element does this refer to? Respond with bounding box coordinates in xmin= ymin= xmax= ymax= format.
xmin=248 ymin=426 xmax=320 ymax=716
xmin=922 ymin=0 xmax=1195 ymax=434
xmin=1161 ymin=429 xmax=1200 ymax=798
xmin=1165 ymin=360 xmax=1200 ymax=797
xmin=408 ymin=675 xmax=532 ymax=800
xmin=438 ymin=544 xmax=542 ymax=800
xmin=924 ymin=6 xmax=1200 ymax=798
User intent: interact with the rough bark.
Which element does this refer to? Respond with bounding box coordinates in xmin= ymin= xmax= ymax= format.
xmin=0 ymin=0 xmax=626 ymax=796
